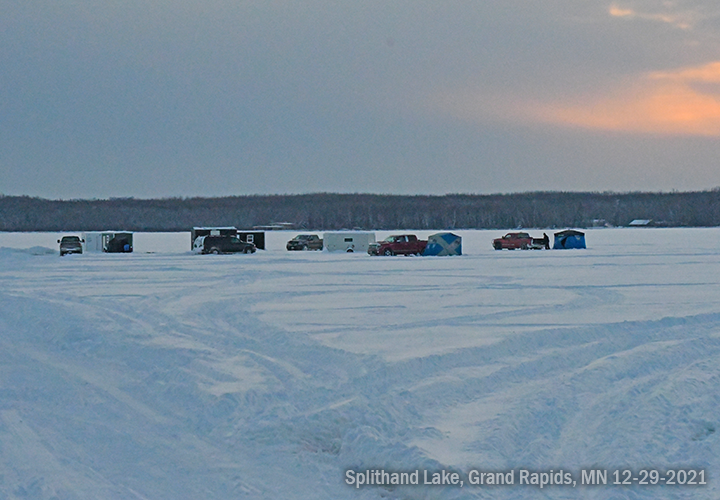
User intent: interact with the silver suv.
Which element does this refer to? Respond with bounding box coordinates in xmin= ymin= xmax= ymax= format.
xmin=58 ymin=236 xmax=83 ymax=256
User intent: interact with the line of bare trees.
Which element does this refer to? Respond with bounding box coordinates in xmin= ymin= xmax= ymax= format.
xmin=1 ymin=190 xmax=720 ymax=231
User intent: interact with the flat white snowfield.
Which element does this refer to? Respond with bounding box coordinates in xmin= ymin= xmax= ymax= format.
xmin=0 ymin=228 xmax=718 ymax=500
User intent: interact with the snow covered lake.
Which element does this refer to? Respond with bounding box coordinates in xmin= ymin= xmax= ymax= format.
xmin=0 ymin=228 xmax=718 ymax=499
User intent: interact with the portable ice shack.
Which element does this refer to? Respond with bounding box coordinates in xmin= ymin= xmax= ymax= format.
xmin=323 ymin=231 xmax=376 ymax=252
xmin=82 ymin=231 xmax=133 ymax=253
xmin=423 ymin=232 xmax=462 ymax=256
xmin=237 ymin=231 xmax=265 ymax=250
xmin=553 ymin=230 xmax=586 ymax=249
xmin=191 ymin=227 xmax=238 ymax=250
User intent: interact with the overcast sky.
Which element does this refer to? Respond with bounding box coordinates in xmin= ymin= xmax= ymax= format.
xmin=3 ymin=1 xmax=720 ymax=199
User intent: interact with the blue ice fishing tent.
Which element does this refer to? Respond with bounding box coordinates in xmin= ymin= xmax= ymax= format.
xmin=423 ymin=232 xmax=462 ymax=256
xmin=553 ymin=230 xmax=586 ymax=249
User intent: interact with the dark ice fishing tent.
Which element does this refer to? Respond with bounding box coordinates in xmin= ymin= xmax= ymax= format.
xmin=423 ymin=232 xmax=462 ymax=256
xmin=553 ymin=230 xmax=586 ymax=249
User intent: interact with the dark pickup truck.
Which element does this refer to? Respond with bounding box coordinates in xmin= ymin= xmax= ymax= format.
xmin=286 ymin=234 xmax=323 ymax=251
xmin=368 ymin=234 xmax=427 ymax=256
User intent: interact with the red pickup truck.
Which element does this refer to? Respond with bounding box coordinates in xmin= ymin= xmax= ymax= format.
xmin=368 ymin=234 xmax=427 ymax=256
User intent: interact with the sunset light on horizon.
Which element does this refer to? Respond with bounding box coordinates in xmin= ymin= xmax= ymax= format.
xmin=536 ymin=61 xmax=720 ymax=136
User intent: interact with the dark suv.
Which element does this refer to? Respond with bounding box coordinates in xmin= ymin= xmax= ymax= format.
xmin=200 ymin=235 xmax=256 ymax=254
xmin=58 ymin=235 xmax=83 ymax=256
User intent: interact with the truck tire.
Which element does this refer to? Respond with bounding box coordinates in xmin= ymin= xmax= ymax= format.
xmin=210 ymin=248 xmax=220 ymax=255
xmin=383 ymin=249 xmax=394 ymax=256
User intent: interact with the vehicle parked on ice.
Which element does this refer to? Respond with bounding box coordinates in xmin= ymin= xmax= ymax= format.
xmin=82 ymin=231 xmax=133 ymax=253
xmin=286 ymin=234 xmax=323 ymax=251
xmin=196 ymin=235 xmax=256 ymax=254
xmin=323 ymin=232 xmax=375 ymax=253
xmin=191 ymin=227 xmax=265 ymax=251
xmin=368 ymin=234 xmax=427 ymax=256
xmin=492 ymin=232 xmax=533 ymax=250
xmin=191 ymin=227 xmax=237 ymax=250
xmin=58 ymin=235 xmax=83 ymax=256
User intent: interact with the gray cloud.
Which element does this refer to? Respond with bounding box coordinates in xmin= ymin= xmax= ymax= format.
xmin=2 ymin=1 xmax=720 ymax=198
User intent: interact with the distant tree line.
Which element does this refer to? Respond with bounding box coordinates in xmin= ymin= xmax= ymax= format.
xmin=1 ymin=190 xmax=720 ymax=232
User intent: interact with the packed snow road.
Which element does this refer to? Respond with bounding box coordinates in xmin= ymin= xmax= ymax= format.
xmin=0 ymin=229 xmax=718 ymax=499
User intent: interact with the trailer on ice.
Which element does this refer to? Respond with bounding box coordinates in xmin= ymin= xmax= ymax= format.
xmin=323 ymin=232 xmax=376 ymax=253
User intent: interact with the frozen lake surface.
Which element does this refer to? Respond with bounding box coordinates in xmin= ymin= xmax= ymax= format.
xmin=0 ymin=228 xmax=718 ymax=499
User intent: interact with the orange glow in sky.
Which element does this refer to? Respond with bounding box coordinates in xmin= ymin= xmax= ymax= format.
xmin=534 ymin=61 xmax=720 ymax=135
xmin=441 ymin=61 xmax=720 ymax=137
xmin=608 ymin=3 xmax=692 ymax=29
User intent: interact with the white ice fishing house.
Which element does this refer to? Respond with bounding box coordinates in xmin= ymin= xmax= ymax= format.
xmin=323 ymin=231 xmax=376 ymax=252
xmin=82 ymin=231 xmax=134 ymax=253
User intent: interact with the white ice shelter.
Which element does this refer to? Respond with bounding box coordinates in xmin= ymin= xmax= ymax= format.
xmin=82 ymin=231 xmax=133 ymax=253
xmin=323 ymin=231 xmax=376 ymax=253
xmin=83 ymin=232 xmax=105 ymax=252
